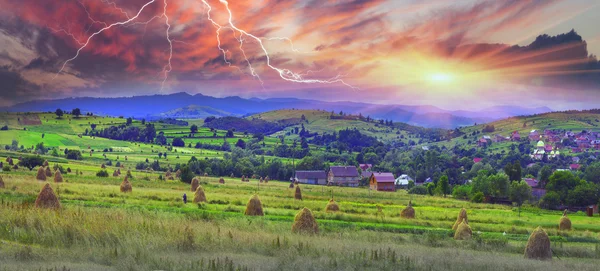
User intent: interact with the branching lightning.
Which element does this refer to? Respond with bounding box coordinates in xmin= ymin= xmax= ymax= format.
xmin=54 ymin=0 xmax=356 ymax=91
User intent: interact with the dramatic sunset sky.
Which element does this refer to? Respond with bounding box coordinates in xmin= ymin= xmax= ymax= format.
xmin=1 ymin=0 xmax=600 ymax=110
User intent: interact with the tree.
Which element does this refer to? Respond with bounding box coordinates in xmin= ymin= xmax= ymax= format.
xmin=436 ymin=175 xmax=450 ymax=197
xmin=180 ymin=165 xmax=195 ymax=183
xmin=19 ymin=155 xmax=45 ymax=170
xmin=66 ymin=150 xmax=83 ymax=160
xmin=567 ymin=182 xmax=600 ymax=207
xmin=426 ymin=183 xmax=435 ymax=196
xmin=126 ymin=117 xmax=133 ymax=126
xmin=190 ymin=125 xmax=198 ymax=134
xmin=509 ymin=181 xmax=531 ymax=216
xmin=91 ymin=124 xmax=97 ymax=130
xmin=538 ymin=166 xmax=552 ymax=187
xmin=226 ymin=129 xmax=234 ymax=138
xmin=546 ymin=171 xmax=580 ymax=204
xmin=72 ymin=108 xmax=81 ymax=118
xmin=172 ymin=137 xmax=185 ymax=147
xmin=585 ymin=162 xmax=600 ymax=184
xmin=235 ymin=139 xmax=246 ymax=149
xmin=55 ymin=108 xmax=64 ymax=118
xmin=541 ymin=191 xmax=561 ymax=210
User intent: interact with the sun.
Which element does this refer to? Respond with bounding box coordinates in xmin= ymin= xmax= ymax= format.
xmin=428 ymin=73 xmax=454 ymax=83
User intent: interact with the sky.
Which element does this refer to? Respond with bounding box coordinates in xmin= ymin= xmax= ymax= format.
xmin=1 ymin=0 xmax=600 ymax=110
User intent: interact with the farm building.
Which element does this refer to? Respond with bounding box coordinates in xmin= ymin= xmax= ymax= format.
xmin=295 ymin=171 xmax=327 ymax=185
xmin=328 ymin=166 xmax=360 ymax=187
xmin=395 ymin=174 xmax=413 ymax=188
xmin=369 ymin=173 xmax=396 ymax=192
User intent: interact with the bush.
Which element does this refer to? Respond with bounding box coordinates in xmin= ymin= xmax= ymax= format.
xmin=471 ymin=192 xmax=484 ymax=203
xmin=452 ymin=185 xmax=472 ymax=200
xmin=541 ymin=191 xmax=561 ymax=210
xmin=172 ymin=137 xmax=185 ymax=147
xmin=96 ymin=170 xmax=109 ymax=177
xmin=179 ymin=165 xmax=194 ymax=183
xmin=2 ymin=165 xmax=11 ymax=171
xmin=19 ymin=155 xmax=45 ymax=170
xmin=408 ymin=186 xmax=428 ymax=195
xmin=66 ymin=150 xmax=83 ymax=160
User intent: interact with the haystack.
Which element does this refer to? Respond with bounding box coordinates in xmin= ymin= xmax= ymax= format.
xmin=7 ymin=157 xmax=13 ymax=165
xmin=260 ymin=177 xmax=263 ymax=183
xmin=524 ymin=227 xmax=552 ymax=260
xmin=191 ymin=177 xmax=199 ymax=192
xmin=54 ymin=170 xmax=63 ymax=183
xmin=244 ymin=194 xmax=264 ymax=216
xmin=559 ymin=209 xmax=571 ymax=231
xmin=325 ymin=199 xmax=339 ymax=212
xmin=241 ymin=175 xmax=246 ymax=182
xmin=294 ymin=185 xmax=302 ymax=200
xmin=219 ymin=178 xmax=225 ymax=184
xmin=101 ymin=163 xmax=106 ymax=169
xmin=292 ymin=208 xmax=319 ymax=234
xmin=454 ymin=218 xmax=472 ymax=240
xmin=112 ymin=170 xmax=119 ymax=177
xmin=204 ymin=172 xmax=208 ymax=177
xmin=45 ymin=166 xmax=52 ymax=177
xmin=176 ymin=169 xmax=181 ymax=178
xmin=12 ymin=164 xmax=18 ymax=170
xmin=289 ymin=182 xmax=294 ymax=188
xmin=35 ymin=183 xmax=61 ymax=209
xmin=120 ymin=177 xmax=132 ymax=193
xmin=42 ymin=160 xmax=49 ymax=167
xmin=0 ymin=175 xmax=5 ymax=188
xmin=452 ymin=208 xmax=468 ymax=231
xmin=193 ymin=185 xmax=207 ymax=203
xmin=117 ymin=168 xmax=121 ymax=175
xmin=400 ymin=201 xmax=415 ymax=219
xmin=230 ymin=173 xmax=234 ymax=178
xmin=165 ymin=170 xmax=172 ymax=178
xmin=36 ymin=167 xmax=47 ymax=181
xmin=265 ymin=176 xmax=269 ymax=183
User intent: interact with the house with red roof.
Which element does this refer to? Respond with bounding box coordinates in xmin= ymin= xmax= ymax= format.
xmin=473 ymin=157 xmax=483 ymax=164
xmin=570 ymin=164 xmax=581 ymax=171
xmin=511 ymin=131 xmax=521 ymax=141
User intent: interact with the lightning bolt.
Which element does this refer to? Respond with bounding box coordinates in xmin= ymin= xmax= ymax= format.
xmin=54 ymin=0 xmax=356 ymax=91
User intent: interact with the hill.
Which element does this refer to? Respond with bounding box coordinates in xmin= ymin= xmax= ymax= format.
xmin=154 ymin=105 xmax=233 ymax=119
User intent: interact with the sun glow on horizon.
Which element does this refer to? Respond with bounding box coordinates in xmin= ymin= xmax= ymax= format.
xmin=428 ymin=72 xmax=454 ymax=83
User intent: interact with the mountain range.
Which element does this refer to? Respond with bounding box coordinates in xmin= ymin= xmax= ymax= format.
xmin=1 ymin=92 xmax=552 ymax=128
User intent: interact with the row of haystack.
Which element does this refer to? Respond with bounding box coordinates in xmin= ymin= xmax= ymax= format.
xmin=451 ymin=208 xmax=552 ymax=261
xmin=36 ymin=166 xmax=64 ymax=183
xmin=243 ymin=194 xmax=318 ymax=234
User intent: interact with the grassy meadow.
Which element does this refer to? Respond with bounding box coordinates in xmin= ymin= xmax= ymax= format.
xmin=2 ymin=112 xmax=600 ymax=270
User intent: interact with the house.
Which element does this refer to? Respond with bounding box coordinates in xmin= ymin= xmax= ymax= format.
xmin=511 ymin=131 xmax=521 ymax=141
xmin=359 ymin=164 xmax=372 ymax=171
xmin=395 ymin=174 xmax=413 ymax=187
xmin=570 ymin=164 xmax=581 ymax=171
xmin=494 ymin=134 xmax=508 ymax=143
xmin=524 ymin=178 xmax=539 ymax=188
xmin=473 ymin=157 xmax=483 ymax=163
xmin=295 ymin=171 xmax=327 ymax=185
xmin=572 ymin=156 xmax=580 ymax=163
xmin=529 ymin=130 xmax=540 ymax=141
xmin=477 ymin=138 xmax=488 ymax=147
xmin=369 ymin=173 xmax=396 ymax=192
xmin=328 ymin=166 xmax=360 ymax=187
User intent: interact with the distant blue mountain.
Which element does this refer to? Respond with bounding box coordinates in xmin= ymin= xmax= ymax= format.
xmin=1 ymin=92 xmax=552 ymax=128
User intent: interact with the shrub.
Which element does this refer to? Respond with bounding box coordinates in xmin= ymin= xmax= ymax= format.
xmin=35 ymin=183 xmax=60 ymax=209
xmin=180 ymin=166 xmax=194 ymax=183
xmin=408 ymin=186 xmax=427 ymax=195
xmin=291 ymin=208 xmax=318 ymax=234
xmin=452 ymin=185 xmax=472 ymax=200
xmin=66 ymin=150 xmax=83 ymax=160
xmin=540 ymin=191 xmax=561 ymax=210
xmin=96 ymin=170 xmax=109 ymax=177
xmin=20 ymin=156 xmax=45 ymax=170
xmin=2 ymin=165 xmax=10 ymax=172
xmin=471 ymin=192 xmax=484 ymax=203
xmin=524 ymin=227 xmax=552 ymax=260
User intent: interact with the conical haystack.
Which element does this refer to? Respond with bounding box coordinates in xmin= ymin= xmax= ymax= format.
xmin=0 ymin=175 xmax=5 ymax=188
xmin=400 ymin=201 xmax=415 ymax=219
xmin=54 ymin=170 xmax=63 ymax=183
xmin=219 ymin=178 xmax=225 ymax=184
xmin=101 ymin=163 xmax=106 ymax=169
xmin=42 ymin=160 xmax=49 ymax=167
xmin=559 ymin=209 xmax=571 ymax=231
xmin=292 ymin=208 xmax=319 ymax=234
xmin=452 ymin=208 xmax=468 ymax=231
xmin=193 ymin=185 xmax=207 ymax=203
xmin=112 ymin=170 xmax=119 ymax=177
xmin=454 ymin=218 xmax=472 ymax=240
xmin=289 ymin=182 xmax=294 ymax=188
xmin=120 ymin=177 xmax=132 ymax=193
xmin=36 ymin=167 xmax=47 ymax=181
xmin=45 ymin=166 xmax=52 ymax=177
xmin=325 ymin=199 xmax=340 ymax=212
xmin=294 ymin=186 xmax=302 ymax=200
xmin=191 ymin=177 xmax=199 ymax=192
xmin=204 ymin=172 xmax=208 ymax=177
xmin=117 ymin=168 xmax=121 ymax=175
xmin=524 ymin=227 xmax=552 ymax=260
xmin=165 ymin=170 xmax=172 ymax=178
xmin=241 ymin=175 xmax=245 ymax=182
xmin=244 ymin=194 xmax=264 ymax=216
xmin=35 ymin=183 xmax=61 ymax=209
